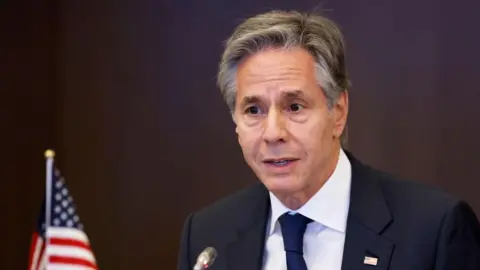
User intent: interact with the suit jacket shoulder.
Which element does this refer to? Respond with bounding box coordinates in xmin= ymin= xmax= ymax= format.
xmin=370 ymin=164 xmax=461 ymax=219
xmin=178 ymin=183 xmax=269 ymax=270
xmin=192 ymin=183 xmax=268 ymax=229
xmin=344 ymin=157 xmax=480 ymax=269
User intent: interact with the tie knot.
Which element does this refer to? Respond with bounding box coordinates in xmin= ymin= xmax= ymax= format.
xmin=278 ymin=213 xmax=312 ymax=254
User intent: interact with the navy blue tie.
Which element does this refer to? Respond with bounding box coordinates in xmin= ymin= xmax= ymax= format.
xmin=278 ymin=213 xmax=312 ymax=270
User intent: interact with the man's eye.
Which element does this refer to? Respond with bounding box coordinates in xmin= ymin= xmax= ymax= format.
xmin=245 ymin=106 xmax=261 ymax=115
xmin=289 ymin=103 xmax=303 ymax=112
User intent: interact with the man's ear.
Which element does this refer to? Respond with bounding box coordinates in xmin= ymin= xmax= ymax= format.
xmin=232 ymin=113 xmax=239 ymax=135
xmin=333 ymin=91 xmax=349 ymax=139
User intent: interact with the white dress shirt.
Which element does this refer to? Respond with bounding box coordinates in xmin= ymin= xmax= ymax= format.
xmin=262 ymin=149 xmax=352 ymax=270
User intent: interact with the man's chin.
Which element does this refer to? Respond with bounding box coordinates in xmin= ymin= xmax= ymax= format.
xmin=261 ymin=176 xmax=301 ymax=194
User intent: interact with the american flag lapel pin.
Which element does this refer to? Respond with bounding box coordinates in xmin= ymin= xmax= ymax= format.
xmin=363 ymin=256 xmax=378 ymax=266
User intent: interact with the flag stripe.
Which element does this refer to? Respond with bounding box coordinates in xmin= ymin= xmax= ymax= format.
xmin=47 ymin=265 xmax=96 ymax=270
xmin=36 ymin=239 xmax=46 ymax=270
xmin=47 ymin=228 xmax=89 ymax=243
xmin=28 ymin=234 xmax=37 ymax=269
xmin=48 ymin=245 xmax=96 ymax=263
xmin=29 ymin=235 xmax=42 ymax=270
xmin=38 ymin=252 xmax=47 ymax=270
xmin=50 ymin=255 xmax=97 ymax=268
xmin=50 ymin=238 xmax=91 ymax=250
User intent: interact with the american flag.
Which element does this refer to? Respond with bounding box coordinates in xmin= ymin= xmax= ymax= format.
xmin=28 ymin=160 xmax=98 ymax=270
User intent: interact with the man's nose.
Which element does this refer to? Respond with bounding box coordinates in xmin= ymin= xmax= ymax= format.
xmin=262 ymin=110 xmax=288 ymax=143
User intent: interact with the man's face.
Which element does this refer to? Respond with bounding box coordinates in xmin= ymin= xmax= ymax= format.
xmin=233 ymin=47 xmax=348 ymax=201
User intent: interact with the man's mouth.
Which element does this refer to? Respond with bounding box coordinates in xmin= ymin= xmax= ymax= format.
xmin=263 ymin=158 xmax=299 ymax=166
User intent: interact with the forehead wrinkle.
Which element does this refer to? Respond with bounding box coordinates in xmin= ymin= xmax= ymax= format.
xmin=244 ymin=67 xmax=304 ymax=85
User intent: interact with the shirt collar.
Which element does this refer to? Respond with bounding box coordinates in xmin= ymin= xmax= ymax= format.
xmin=268 ymin=148 xmax=352 ymax=235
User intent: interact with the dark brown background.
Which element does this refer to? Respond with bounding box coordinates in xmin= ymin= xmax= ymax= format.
xmin=3 ymin=0 xmax=480 ymax=269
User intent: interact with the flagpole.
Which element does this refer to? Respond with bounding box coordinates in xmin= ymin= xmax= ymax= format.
xmin=44 ymin=149 xmax=55 ymax=266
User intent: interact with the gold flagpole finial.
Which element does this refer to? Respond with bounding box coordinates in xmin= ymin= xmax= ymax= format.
xmin=44 ymin=149 xmax=55 ymax=158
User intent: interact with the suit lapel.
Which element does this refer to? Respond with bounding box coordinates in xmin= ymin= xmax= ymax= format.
xmin=225 ymin=184 xmax=270 ymax=270
xmin=342 ymin=153 xmax=395 ymax=270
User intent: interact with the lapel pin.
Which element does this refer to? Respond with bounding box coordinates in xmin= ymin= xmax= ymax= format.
xmin=363 ymin=256 xmax=378 ymax=266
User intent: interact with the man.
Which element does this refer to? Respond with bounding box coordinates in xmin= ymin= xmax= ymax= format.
xmin=178 ymin=10 xmax=480 ymax=270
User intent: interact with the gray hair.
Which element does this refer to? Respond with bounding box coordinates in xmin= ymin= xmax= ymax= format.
xmin=217 ymin=10 xmax=350 ymax=147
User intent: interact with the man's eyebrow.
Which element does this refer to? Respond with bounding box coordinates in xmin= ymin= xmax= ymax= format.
xmin=239 ymin=90 xmax=306 ymax=107
xmin=240 ymin=95 xmax=261 ymax=107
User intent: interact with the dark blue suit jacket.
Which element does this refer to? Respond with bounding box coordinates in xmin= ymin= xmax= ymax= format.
xmin=178 ymin=153 xmax=480 ymax=269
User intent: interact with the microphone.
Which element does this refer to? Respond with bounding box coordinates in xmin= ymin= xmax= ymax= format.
xmin=193 ymin=247 xmax=217 ymax=270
